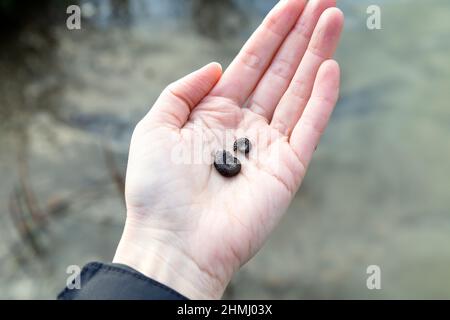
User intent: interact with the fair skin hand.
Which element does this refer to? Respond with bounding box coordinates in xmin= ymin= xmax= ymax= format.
xmin=113 ymin=0 xmax=344 ymax=299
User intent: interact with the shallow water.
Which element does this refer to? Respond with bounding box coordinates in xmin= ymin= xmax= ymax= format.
xmin=0 ymin=0 xmax=450 ymax=298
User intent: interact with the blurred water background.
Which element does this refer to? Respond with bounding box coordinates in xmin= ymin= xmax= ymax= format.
xmin=0 ymin=0 xmax=449 ymax=299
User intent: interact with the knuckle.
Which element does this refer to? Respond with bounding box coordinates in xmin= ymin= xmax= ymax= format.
xmin=240 ymin=49 xmax=262 ymax=70
xmin=270 ymin=58 xmax=294 ymax=80
xmin=292 ymin=20 xmax=311 ymax=39
xmin=263 ymin=15 xmax=284 ymax=38
xmin=307 ymin=47 xmax=328 ymax=61
xmin=312 ymin=95 xmax=336 ymax=107
xmin=272 ymin=119 xmax=291 ymax=136
xmin=289 ymin=82 xmax=310 ymax=102
xmin=301 ymin=113 xmax=326 ymax=135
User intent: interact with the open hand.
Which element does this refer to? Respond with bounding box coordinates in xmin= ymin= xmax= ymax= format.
xmin=114 ymin=0 xmax=344 ymax=299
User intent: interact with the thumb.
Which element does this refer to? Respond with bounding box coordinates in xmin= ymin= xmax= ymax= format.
xmin=147 ymin=62 xmax=222 ymax=128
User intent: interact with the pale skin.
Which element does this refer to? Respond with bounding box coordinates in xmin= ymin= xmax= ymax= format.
xmin=114 ymin=0 xmax=344 ymax=299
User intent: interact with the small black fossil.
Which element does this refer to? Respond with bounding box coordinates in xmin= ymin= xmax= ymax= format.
xmin=214 ymin=150 xmax=241 ymax=177
xmin=233 ymin=137 xmax=251 ymax=155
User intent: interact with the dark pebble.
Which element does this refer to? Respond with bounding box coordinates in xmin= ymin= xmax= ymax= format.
xmin=214 ymin=150 xmax=241 ymax=177
xmin=233 ymin=137 xmax=251 ymax=154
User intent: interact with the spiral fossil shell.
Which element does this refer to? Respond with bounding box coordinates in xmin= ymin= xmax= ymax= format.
xmin=213 ymin=150 xmax=241 ymax=177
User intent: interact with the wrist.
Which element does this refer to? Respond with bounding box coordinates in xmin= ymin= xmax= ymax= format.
xmin=113 ymin=219 xmax=229 ymax=300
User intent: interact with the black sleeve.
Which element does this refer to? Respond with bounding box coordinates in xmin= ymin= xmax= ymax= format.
xmin=57 ymin=262 xmax=188 ymax=300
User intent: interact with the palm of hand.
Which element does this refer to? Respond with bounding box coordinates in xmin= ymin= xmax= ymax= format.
xmin=117 ymin=0 xmax=343 ymax=299
xmin=126 ymin=95 xmax=305 ymax=276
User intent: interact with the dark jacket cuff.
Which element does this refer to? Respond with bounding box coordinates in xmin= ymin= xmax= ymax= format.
xmin=57 ymin=262 xmax=188 ymax=300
